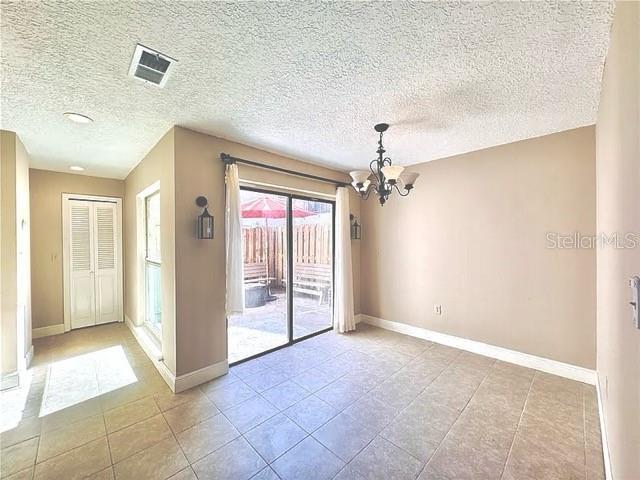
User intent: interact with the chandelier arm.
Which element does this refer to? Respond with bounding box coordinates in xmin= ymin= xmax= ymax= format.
xmin=393 ymin=183 xmax=411 ymax=197
xmin=369 ymin=158 xmax=381 ymax=187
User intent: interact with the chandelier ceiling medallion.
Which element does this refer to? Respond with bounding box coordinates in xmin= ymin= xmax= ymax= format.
xmin=349 ymin=123 xmax=419 ymax=205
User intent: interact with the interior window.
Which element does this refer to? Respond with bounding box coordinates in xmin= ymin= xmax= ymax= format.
xmin=145 ymin=191 xmax=161 ymax=336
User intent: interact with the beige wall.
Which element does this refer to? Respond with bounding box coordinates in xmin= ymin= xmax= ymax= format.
xmin=29 ymin=169 xmax=124 ymax=330
xmin=595 ymin=2 xmax=640 ymax=478
xmin=172 ymin=126 xmax=360 ymax=375
xmin=124 ymin=129 xmax=177 ymax=374
xmin=1 ymin=130 xmax=31 ymax=375
xmin=361 ymin=126 xmax=597 ymax=368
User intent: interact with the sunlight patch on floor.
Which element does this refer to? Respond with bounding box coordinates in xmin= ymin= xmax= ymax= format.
xmin=0 ymin=374 xmax=32 ymax=433
xmin=39 ymin=345 xmax=137 ymax=417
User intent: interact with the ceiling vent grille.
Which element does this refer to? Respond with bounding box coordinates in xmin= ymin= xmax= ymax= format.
xmin=129 ymin=44 xmax=176 ymax=88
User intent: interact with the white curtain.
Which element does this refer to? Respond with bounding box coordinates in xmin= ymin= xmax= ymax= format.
xmin=225 ymin=164 xmax=244 ymax=316
xmin=334 ymin=187 xmax=356 ymax=333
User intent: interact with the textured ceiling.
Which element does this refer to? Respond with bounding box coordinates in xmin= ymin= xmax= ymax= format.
xmin=1 ymin=1 xmax=614 ymax=179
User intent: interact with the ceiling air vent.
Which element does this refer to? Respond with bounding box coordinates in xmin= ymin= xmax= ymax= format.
xmin=128 ymin=44 xmax=176 ymax=88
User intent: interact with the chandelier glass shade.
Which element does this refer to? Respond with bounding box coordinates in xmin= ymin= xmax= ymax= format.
xmin=349 ymin=123 xmax=419 ymax=205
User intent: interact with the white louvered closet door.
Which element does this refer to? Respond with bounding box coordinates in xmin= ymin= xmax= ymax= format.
xmin=68 ymin=199 xmax=121 ymax=329
xmin=69 ymin=200 xmax=96 ymax=329
xmin=94 ymin=203 xmax=119 ymax=325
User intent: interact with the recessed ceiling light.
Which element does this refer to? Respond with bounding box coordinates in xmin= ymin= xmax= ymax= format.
xmin=63 ymin=112 xmax=93 ymax=124
xmin=69 ymin=166 xmax=85 ymax=171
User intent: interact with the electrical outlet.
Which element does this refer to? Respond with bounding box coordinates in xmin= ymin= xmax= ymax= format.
xmin=434 ymin=304 xmax=442 ymax=315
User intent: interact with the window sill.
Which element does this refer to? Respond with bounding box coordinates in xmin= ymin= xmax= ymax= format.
xmin=131 ymin=321 xmax=163 ymax=362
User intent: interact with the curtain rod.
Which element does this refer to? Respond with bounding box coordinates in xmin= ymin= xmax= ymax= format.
xmin=220 ymin=153 xmax=348 ymax=187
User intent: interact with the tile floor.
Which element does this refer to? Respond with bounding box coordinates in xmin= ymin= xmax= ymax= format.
xmin=0 ymin=322 xmax=604 ymax=480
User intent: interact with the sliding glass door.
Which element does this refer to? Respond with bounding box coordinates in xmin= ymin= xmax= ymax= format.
xmin=292 ymin=198 xmax=334 ymax=339
xmin=229 ymin=190 xmax=289 ymax=363
xmin=228 ymin=187 xmax=334 ymax=364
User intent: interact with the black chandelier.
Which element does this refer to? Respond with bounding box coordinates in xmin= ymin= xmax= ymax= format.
xmin=349 ymin=123 xmax=419 ymax=205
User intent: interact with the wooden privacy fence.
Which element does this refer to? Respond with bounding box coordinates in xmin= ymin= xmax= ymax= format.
xmin=243 ymin=224 xmax=331 ymax=286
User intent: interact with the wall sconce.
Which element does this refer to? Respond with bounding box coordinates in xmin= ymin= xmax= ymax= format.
xmin=196 ymin=196 xmax=214 ymax=239
xmin=350 ymin=214 xmax=361 ymax=240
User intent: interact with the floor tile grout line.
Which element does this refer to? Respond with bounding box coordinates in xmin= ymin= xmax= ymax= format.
xmin=497 ymin=369 xmax=536 ymax=480
xmin=29 ymin=413 xmax=106 ymax=466
xmin=37 ymin=386 xmax=171 ymax=470
xmin=168 ymin=414 xmax=191 ymax=479
xmin=229 ymin=335 xmax=435 ymax=478
xmin=26 ymin=429 xmax=109 ymax=475
xmin=415 ymin=358 xmax=499 ymax=479
xmin=102 ymin=413 xmax=114 ymax=468
xmin=329 ymin=342 xmax=465 ymax=479
xmin=242 ymin=425 xmax=310 ymax=470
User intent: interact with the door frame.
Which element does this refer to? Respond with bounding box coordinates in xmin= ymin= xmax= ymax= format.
xmin=62 ymin=193 xmax=123 ymax=332
xmin=231 ymin=186 xmax=336 ymax=366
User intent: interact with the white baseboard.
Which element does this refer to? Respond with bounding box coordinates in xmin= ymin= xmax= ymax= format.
xmin=24 ymin=345 xmax=33 ymax=369
xmin=175 ymin=361 xmax=229 ymax=393
xmin=124 ymin=315 xmax=228 ymax=393
xmin=32 ymin=324 xmax=65 ymax=339
xmin=359 ymin=314 xmax=596 ymax=385
xmin=595 ymin=374 xmax=613 ymax=480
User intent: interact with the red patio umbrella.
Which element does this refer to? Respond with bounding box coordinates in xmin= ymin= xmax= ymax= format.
xmin=241 ymin=195 xmax=315 ymax=300
xmin=241 ymin=196 xmax=315 ymax=219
